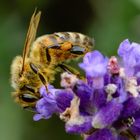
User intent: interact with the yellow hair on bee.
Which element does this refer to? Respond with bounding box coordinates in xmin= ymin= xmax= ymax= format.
xmin=11 ymin=56 xmax=23 ymax=89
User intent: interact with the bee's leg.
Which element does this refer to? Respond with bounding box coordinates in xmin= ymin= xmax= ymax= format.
xmin=58 ymin=63 xmax=84 ymax=79
xmin=29 ymin=63 xmax=48 ymax=91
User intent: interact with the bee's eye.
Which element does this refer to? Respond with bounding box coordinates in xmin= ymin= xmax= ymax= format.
xmin=20 ymin=94 xmax=38 ymax=103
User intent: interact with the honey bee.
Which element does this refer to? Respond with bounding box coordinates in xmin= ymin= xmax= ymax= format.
xmin=11 ymin=10 xmax=94 ymax=110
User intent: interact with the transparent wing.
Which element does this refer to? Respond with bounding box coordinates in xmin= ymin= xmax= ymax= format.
xmin=22 ymin=10 xmax=41 ymax=73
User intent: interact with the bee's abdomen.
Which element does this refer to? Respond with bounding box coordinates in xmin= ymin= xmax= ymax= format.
xmin=33 ymin=32 xmax=93 ymax=50
xmin=54 ymin=32 xmax=93 ymax=47
xmin=31 ymin=32 xmax=93 ymax=65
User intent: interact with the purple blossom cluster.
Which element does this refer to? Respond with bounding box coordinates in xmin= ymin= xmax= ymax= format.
xmin=34 ymin=39 xmax=140 ymax=140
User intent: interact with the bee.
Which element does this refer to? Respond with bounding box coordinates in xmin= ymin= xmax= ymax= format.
xmin=11 ymin=10 xmax=94 ymax=110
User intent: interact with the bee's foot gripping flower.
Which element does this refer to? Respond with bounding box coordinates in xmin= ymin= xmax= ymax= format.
xmin=34 ymin=39 xmax=140 ymax=140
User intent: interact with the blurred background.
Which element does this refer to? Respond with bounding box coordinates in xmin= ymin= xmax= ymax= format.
xmin=0 ymin=0 xmax=140 ymax=140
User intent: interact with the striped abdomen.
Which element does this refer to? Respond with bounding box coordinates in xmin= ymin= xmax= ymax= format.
xmin=53 ymin=32 xmax=93 ymax=47
xmin=30 ymin=32 xmax=94 ymax=65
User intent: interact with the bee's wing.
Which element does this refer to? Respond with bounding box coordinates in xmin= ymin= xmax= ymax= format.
xmin=22 ymin=10 xmax=41 ymax=72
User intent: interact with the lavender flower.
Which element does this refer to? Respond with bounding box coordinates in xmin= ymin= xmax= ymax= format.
xmin=33 ymin=85 xmax=73 ymax=121
xmin=118 ymin=39 xmax=140 ymax=77
xmin=34 ymin=39 xmax=140 ymax=140
xmin=79 ymin=50 xmax=108 ymax=78
xmin=79 ymin=51 xmax=108 ymax=89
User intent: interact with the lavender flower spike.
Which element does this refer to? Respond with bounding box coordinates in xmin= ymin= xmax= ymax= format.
xmin=33 ymin=39 xmax=140 ymax=140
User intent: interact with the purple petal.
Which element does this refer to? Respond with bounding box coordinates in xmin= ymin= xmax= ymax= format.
xmin=55 ymin=89 xmax=74 ymax=112
xmin=135 ymin=67 xmax=140 ymax=77
xmin=118 ymin=39 xmax=131 ymax=57
xmin=121 ymin=97 xmax=140 ymax=118
xmin=110 ymin=75 xmax=127 ymax=103
xmin=123 ymin=53 xmax=136 ymax=76
xmin=116 ymin=85 xmax=127 ymax=104
xmin=34 ymin=97 xmax=58 ymax=121
xmin=131 ymin=118 xmax=140 ymax=135
xmin=92 ymin=88 xmax=107 ymax=109
xmin=73 ymin=81 xmax=93 ymax=115
xmin=79 ymin=50 xmax=108 ymax=77
xmin=34 ymin=86 xmax=74 ymax=121
xmin=86 ymin=129 xmax=116 ymax=140
xmin=92 ymin=100 xmax=123 ymax=128
xmin=92 ymin=77 xmax=104 ymax=89
xmin=118 ymin=39 xmax=140 ymax=76
xmin=33 ymin=114 xmax=44 ymax=121
xmin=132 ymin=42 xmax=140 ymax=64
xmin=87 ymin=76 xmax=105 ymax=89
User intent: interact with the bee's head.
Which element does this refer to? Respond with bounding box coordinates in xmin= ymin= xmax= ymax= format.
xmin=11 ymin=56 xmax=41 ymax=110
xmin=12 ymin=85 xmax=40 ymax=110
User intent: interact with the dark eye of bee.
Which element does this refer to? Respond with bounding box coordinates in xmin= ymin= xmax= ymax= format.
xmin=20 ymin=94 xmax=38 ymax=103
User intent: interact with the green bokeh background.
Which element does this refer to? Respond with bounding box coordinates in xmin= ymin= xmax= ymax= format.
xmin=0 ymin=0 xmax=140 ymax=140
